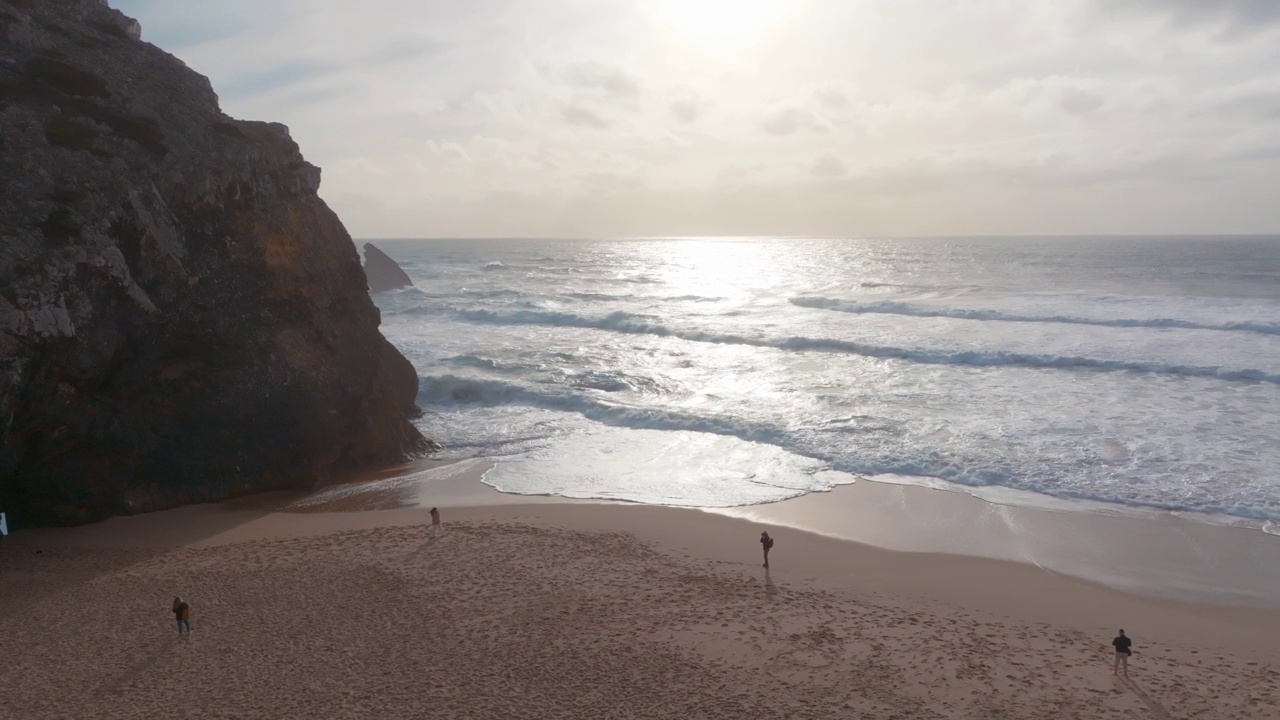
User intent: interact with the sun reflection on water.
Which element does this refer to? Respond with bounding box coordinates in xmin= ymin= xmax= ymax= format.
xmin=640 ymin=237 xmax=801 ymax=300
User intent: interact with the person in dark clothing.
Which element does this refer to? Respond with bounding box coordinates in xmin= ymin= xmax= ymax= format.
xmin=1112 ymin=629 xmax=1133 ymax=675
xmin=760 ymin=531 xmax=774 ymax=568
xmin=173 ymin=597 xmax=192 ymax=635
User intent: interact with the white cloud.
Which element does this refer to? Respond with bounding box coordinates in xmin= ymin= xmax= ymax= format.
xmin=425 ymin=140 xmax=471 ymax=162
xmin=1059 ymin=88 xmax=1106 ymax=116
xmin=760 ymin=107 xmax=829 ymax=135
xmin=561 ymin=103 xmax=612 ymax=130
xmin=810 ymin=153 xmax=846 ymax=178
xmin=813 ymin=82 xmax=851 ymax=110
xmin=111 ymin=0 xmax=1280 ymax=236
xmin=669 ymin=99 xmax=700 ymax=124
xmin=562 ymin=62 xmax=641 ymax=98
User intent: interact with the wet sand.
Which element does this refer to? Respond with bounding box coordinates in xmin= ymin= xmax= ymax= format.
xmin=3 ymin=474 xmax=1280 ymax=719
xmin=310 ymin=457 xmax=1280 ymax=606
xmin=719 ymin=477 xmax=1280 ymax=607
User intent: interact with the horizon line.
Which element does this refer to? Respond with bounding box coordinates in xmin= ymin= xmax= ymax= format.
xmin=355 ymin=233 xmax=1280 ymax=241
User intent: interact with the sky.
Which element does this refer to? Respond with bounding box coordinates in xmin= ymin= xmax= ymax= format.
xmin=111 ymin=0 xmax=1280 ymax=238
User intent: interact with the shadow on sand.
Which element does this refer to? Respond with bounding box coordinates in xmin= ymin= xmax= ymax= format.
xmin=1119 ymin=673 xmax=1174 ymax=720
xmin=0 ymin=493 xmax=313 ymax=625
xmin=409 ymin=528 xmax=457 ymax=558
xmin=0 ymin=458 xmax=459 ymax=625
xmin=97 ymin=635 xmax=181 ymax=697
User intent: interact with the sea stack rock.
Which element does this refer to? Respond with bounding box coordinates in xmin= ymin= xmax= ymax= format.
xmin=0 ymin=0 xmax=436 ymax=527
xmin=363 ymin=243 xmax=414 ymax=294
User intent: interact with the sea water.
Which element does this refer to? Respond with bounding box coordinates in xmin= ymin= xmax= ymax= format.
xmin=373 ymin=236 xmax=1280 ymax=522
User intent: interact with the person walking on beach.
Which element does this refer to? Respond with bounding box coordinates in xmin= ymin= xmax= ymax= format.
xmin=760 ymin=531 xmax=774 ymax=568
xmin=1112 ymin=629 xmax=1133 ymax=676
xmin=172 ymin=597 xmax=192 ymax=635
xmin=429 ymin=507 xmax=445 ymax=538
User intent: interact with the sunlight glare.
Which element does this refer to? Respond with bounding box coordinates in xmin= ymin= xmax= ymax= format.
xmin=651 ymin=239 xmax=788 ymax=300
xmin=658 ymin=0 xmax=787 ymax=52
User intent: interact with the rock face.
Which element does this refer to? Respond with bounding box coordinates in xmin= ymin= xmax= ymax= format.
xmin=363 ymin=243 xmax=414 ymax=294
xmin=0 ymin=0 xmax=435 ymax=527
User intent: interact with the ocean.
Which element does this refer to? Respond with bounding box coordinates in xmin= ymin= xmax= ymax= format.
xmin=373 ymin=236 xmax=1280 ymax=524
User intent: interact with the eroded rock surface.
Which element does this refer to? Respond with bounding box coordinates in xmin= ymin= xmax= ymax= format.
xmin=0 ymin=0 xmax=435 ymax=526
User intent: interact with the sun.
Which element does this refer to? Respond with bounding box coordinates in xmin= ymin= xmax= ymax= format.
xmin=657 ymin=0 xmax=788 ymax=53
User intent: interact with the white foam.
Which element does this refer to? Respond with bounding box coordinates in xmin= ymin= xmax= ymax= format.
xmin=450 ymin=308 xmax=1280 ymax=386
xmin=479 ymin=426 xmax=857 ymax=507
xmin=791 ymin=296 xmax=1280 ymax=336
xmin=377 ymin=236 xmax=1280 ymax=524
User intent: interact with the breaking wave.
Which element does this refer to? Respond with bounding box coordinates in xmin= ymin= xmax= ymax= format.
xmin=415 ymin=373 xmax=1280 ymax=520
xmin=791 ymin=297 xmax=1280 ymax=336
xmin=455 ymin=308 xmax=1280 ymax=386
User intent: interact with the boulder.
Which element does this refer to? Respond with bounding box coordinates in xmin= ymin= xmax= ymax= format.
xmin=363 ymin=243 xmax=414 ymax=294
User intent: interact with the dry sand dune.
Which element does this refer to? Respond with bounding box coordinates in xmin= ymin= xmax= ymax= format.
xmin=3 ymin=504 xmax=1279 ymax=719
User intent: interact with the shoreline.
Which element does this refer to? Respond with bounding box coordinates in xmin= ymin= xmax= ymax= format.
xmin=294 ymin=457 xmax=1280 ymax=608
xmin=9 ymin=455 xmax=1280 ymax=609
xmin=715 ymin=477 xmax=1280 ymax=608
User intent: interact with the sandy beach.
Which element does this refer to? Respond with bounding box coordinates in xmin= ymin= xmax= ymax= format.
xmin=3 ymin=468 xmax=1280 ymax=719
xmin=6 ymin=2 xmax=1279 ymax=718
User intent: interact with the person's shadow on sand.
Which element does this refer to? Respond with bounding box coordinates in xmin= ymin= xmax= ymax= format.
xmin=98 ymin=635 xmax=179 ymax=697
xmin=763 ymin=567 xmax=777 ymax=596
xmin=409 ymin=535 xmax=442 ymax=557
xmin=1118 ymin=675 xmax=1174 ymax=720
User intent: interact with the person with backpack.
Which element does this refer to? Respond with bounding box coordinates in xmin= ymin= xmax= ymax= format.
xmin=172 ymin=597 xmax=192 ymax=635
xmin=760 ymin=531 xmax=774 ymax=568
xmin=1112 ymin=629 xmax=1133 ymax=676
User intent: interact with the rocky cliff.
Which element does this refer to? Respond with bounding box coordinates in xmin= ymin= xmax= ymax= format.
xmin=0 ymin=0 xmax=435 ymax=527
xmin=363 ymin=243 xmax=414 ymax=294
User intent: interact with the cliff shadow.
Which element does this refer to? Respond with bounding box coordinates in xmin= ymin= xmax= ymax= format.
xmin=0 ymin=494 xmax=299 ymax=625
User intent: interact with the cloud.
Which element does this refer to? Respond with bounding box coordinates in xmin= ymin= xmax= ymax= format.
xmin=365 ymin=35 xmax=446 ymax=67
xmin=1059 ymin=88 xmax=1105 ymax=115
xmin=715 ymin=162 xmax=768 ymax=188
xmin=824 ymin=152 xmax=1228 ymax=197
xmin=112 ymin=0 xmax=261 ymax=48
xmin=551 ymin=62 xmax=640 ymax=132
xmin=561 ymin=103 xmax=611 ymax=129
xmin=218 ymin=60 xmax=336 ymax=101
xmin=270 ymin=85 xmax=353 ymax=109
xmin=760 ymin=107 xmax=829 ymax=135
xmin=1204 ymin=78 xmax=1280 ymax=120
xmin=669 ymin=99 xmax=700 ymax=123
xmin=1102 ymin=0 xmax=1280 ymax=34
xmin=813 ymin=82 xmax=850 ymax=110
xmin=426 ymin=140 xmax=471 ymax=162
xmin=563 ymin=62 xmax=640 ymax=98
xmin=1222 ymin=145 xmax=1280 ymax=163
xmin=811 ymin=153 xmax=847 ymax=178
xmin=576 ymin=171 xmax=646 ymax=195
xmin=114 ymin=0 xmax=1280 ymax=236
xmin=1216 ymin=92 xmax=1280 ymax=120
